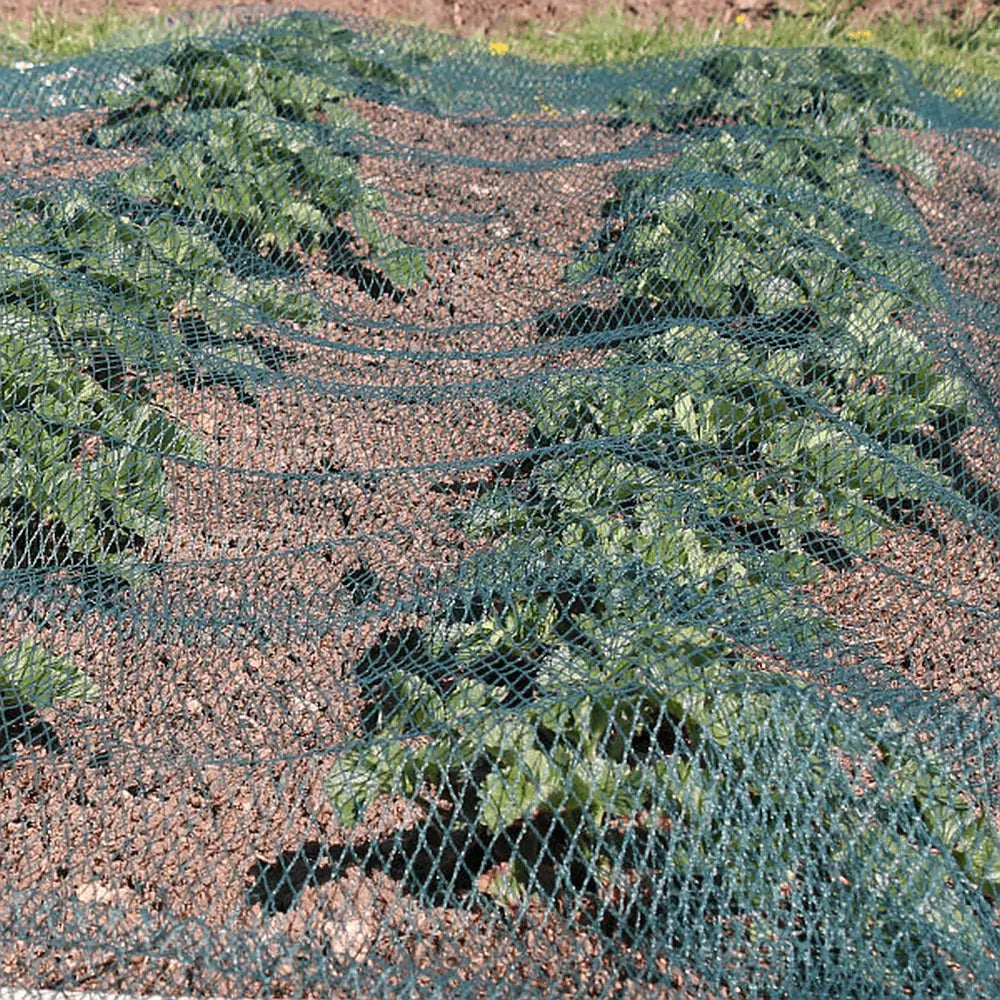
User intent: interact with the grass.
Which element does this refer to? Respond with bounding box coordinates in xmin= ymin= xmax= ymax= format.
xmin=0 ymin=1 xmax=231 ymax=65
xmin=1 ymin=2 xmax=138 ymax=62
xmin=0 ymin=0 xmax=998 ymax=80
xmin=508 ymin=2 xmax=1000 ymax=81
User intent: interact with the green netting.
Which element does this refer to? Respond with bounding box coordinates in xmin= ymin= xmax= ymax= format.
xmin=3 ymin=9 xmax=1000 ymax=998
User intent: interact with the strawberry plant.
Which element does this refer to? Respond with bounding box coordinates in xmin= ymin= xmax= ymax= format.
xmin=89 ymin=13 xmax=416 ymax=148
xmin=1 ymin=297 xmax=202 ymax=580
xmin=329 ymin=565 xmax=1000 ymax=992
xmin=528 ymin=133 xmax=968 ymax=597
xmin=1 ymin=190 xmax=319 ymax=398
xmin=89 ymin=15 xmax=425 ymax=287
xmin=114 ymin=112 xmax=424 ymax=287
xmin=0 ymin=11 xmax=425 ymax=425
xmin=328 ymin=362 xmax=998 ymax=989
xmin=610 ymin=46 xmax=934 ymax=181
xmin=0 ymin=9 xmax=426 ymax=578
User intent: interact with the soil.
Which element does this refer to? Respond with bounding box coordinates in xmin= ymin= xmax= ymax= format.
xmin=1 ymin=3 xmax=1000 ymax=999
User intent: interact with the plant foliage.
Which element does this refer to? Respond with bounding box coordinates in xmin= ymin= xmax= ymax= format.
xmin=609 ymin=45 xmax=942 ymax=186
xmin=326 ymin=126 xmax=999 ymax=992
xmin=569 ymin=130 xmax=942 ymax=324
xmin=89 ymin=14 xmax=425 ymax=287
xmin=2 ymin=191 xmax=319 ymax=394
xmin=1 ymin=640 xmax=99 ymax=763
xmin=0 ymin=14 xmax=427 ymax=581
xmin=89 ymin=13 xmax=417 ymax=147
xmin=0 ymin=294 xmax=202 ymax=577
xmin=613 ymin=47 xmax=924 ymax=138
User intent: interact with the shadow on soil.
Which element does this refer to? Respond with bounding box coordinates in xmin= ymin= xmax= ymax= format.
xmin=246 ymin=823 xmax=518 ymax=915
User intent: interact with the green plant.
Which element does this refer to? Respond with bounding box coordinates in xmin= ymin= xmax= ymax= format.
xmin=114 ymin=112 xmax=423 ymax=287
xmin=326 ymin=115 xmax=997 ymax=993
xmin=476 ymin=326 xmax=962 ymax=595
xmin=1 ymin=14 xmax=426 ymax=585
xmin=89 ymin=17 xmax=425 ymax=288
xmin=327 ymin=392 xmax=998 ymax=990
xmin=0 ymin=301 xmax=202 ymax=579
xmin=330 ymin=278 xmax=975 ymax=855
xmin=88 ymin=14 xmax=415 ymax=147
xmin=611 ymin=45 xmax=929 ymax=147
xmin=570 ymin=130 xmax=940 ymax=325
xmin=554 ymin=130 xmax=969 ymax=546
xmin=1 ymin=640 xmax=99 ymax=763
xmin=2 ymin=190 xmax=319 ymax=396
xmin=329 ymin=584 xmax=1000 ymax=991
xmin=328 ymin=355 xmax=989 ymax=985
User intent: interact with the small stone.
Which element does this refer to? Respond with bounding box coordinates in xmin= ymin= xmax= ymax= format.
xmin=322 ymin=916 xmax=372 ymax=962
xmin=75 ymin=882 xmax=117 ymax=905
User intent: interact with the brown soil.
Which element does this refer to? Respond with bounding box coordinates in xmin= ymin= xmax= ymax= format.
xmin=2 ymin=5 xmax=1000 ymax=999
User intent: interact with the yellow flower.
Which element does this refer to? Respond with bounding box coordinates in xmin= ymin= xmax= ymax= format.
xmin=489 ymin=41 xmax=510 ymax=56
xmin=950 ymin=86 xmax=967 ymax=99
xmin=846 ymin=28 xmax=873 ymax=42
xmin=734 ymin=13 xmax=747 ymax=24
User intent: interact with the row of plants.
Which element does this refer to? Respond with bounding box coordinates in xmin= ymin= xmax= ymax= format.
xmin=88 ymin=13 xmax=421 ymax=148
xmin=2 ymin=13 xmax=425 ymax=568
xmin=610 ymin=45 xmax=936 ymax=179
xmin=0 ymin=289 xmax=203 ymax=575
xmin=0 ymin=17 xmax=426 ymax=757
xmin=567 ymin=129 xmax=942 ymax=323
xmin=327 ymin=121 xmax=1000 ymax=991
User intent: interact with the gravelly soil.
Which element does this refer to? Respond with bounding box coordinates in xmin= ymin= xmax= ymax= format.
xmin=2 ymin=48 xmax=1000 ymax=999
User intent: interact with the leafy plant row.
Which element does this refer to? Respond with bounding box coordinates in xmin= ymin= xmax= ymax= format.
xmin=0 ymin=16 xmax=426 ymax=758
xmin=610 ymin=46 xmax=933 ymax=174
xmin=327 ymin=124 xmax=1000 ymax=992
xmin=569 ymin=130 xmax=943 ymax=326
xmin=0 ymin=299 xmax=203 ymax=575
xmin=90 ymin=15 xmax=425 ymax=283
xmin=0 ymin=16 xmax=425 ymax=576
xmin=89 ymin=13 xmax=420 ymax=149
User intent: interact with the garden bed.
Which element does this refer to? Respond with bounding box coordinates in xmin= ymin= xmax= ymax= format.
xmin=2 ymin=36 xmax=1000 ymax=997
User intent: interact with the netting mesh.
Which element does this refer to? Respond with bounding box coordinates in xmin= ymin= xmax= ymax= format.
xmin=3 ymin=9 xmax=1000 ymax=997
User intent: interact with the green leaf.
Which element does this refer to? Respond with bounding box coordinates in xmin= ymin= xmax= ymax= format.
xmin=866 ymin=129 xmax=938 ymax=187
xmin=325 ymin=748 xmax=381 ymax=828
xmin=0 ymin=641 xmax=99 ymax=708
xmin=374 ymin=242 xmax=426 ymax=290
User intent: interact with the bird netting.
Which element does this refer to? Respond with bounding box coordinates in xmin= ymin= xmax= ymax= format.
xmin=2 ymin=9 xmax=1000 ymax=998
